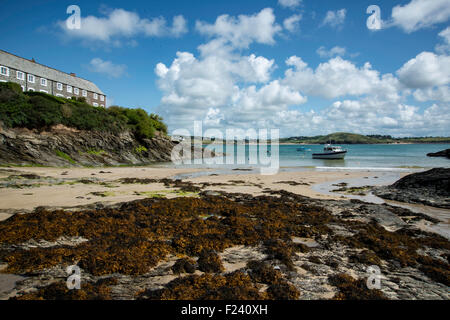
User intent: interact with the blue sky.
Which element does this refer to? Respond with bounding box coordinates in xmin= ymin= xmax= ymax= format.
xmin=1 ymin=0 xmax=449 ymax=137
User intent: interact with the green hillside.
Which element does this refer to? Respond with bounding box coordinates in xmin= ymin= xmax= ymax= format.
xmin=0 ymin=82 xmax=167 ymax=141
xmin=281 ymin=132 xmax=450 ymax=144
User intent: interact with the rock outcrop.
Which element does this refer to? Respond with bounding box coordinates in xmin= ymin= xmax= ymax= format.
xmin=427 ymin=149 xmax=450 ymax=159
xmin=373 ymin=168 xmax=450 ymax=208
xmin=0 ymin=123 xmax=175 ymax=167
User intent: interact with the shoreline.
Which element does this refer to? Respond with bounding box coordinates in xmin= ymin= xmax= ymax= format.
xmin=0 ymin=165 xmax=449 ymax=300
xmin=0 ymin=165 xmax=407 ymax=217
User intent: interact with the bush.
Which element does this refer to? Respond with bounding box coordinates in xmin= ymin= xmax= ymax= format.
xmin=0 ymin=82 xmax=167 ymax=140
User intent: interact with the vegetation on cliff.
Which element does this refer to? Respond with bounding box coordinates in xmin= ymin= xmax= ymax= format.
xmin=0 ymin=82 xmax=167 ymax=140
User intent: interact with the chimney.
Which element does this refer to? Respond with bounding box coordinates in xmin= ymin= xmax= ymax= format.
xmin=31 ymin=58 xmax=36 ymax=63
xmin=70 ymin=73 xmax=76 ymax=77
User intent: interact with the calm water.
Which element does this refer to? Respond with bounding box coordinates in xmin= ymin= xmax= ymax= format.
xmin=278 ymin=144 xmax=450 ymax=169
xmin=170 ymin=143 xmax=450 ymax=170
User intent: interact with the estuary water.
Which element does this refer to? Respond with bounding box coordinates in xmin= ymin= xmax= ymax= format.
xmin=172 ymin=143 xmax=450 ymax=171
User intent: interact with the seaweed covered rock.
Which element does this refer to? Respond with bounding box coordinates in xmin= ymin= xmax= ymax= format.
xmin=267 ymin=281 xmax=300 ymax=300
xmin=263 ymin=240 xmax=296 ymax=271
xmin=427 ymin=149 xmax=450 ymax=159
xmin=12 ymin=278 xmax=117 ymax=300
xmin=138 ymin=272 xmax=265 ymax=300
xmin=247 ymin=260 xmax=283 ymax=285
xmin=171 ymin=257 xmax=197 ymax=274
xmin=197 ymin=250 xmax=224 ymax=273
xmin=328 ymin=274 xmax=386 ymax=300
xmin=373 ymin=168 xmax=450 ymax=208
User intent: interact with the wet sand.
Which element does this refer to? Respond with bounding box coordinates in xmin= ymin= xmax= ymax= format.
xmin=0 ymin=166 xmax=376 ymax=218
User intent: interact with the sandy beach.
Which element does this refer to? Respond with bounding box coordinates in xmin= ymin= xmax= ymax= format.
xmin=0 ymin=166 xmax=380 ymax=218
xmin=0 ymin=165 xmax=449 ymax=301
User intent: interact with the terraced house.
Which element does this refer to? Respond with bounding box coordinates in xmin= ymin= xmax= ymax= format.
xmin=0 ymin=49 xmax=106 ymax=107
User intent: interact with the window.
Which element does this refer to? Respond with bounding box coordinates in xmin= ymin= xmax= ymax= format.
xmin=93 ymin=93 xmax=98 ymax=100
xmin=93 ymin=102 xmax=98 ymax=107
xmin=40 ymin=90 xmax=48 ymax=94
xmin=100 ymin=104 xmax=104 ymax=108
xmin=56 ymin=94 xmax=64 ymax=97
xmin=57 ymin=82 xmax=63 ymax=91
xmin=74 ymin=88 xmax=79 ymax=95
xmin=27 ymin=74 xmax=35 ymax=83
xmin=0 ymin=66 xmax=9 ymax=76
xmin=16 ymin=71 xmax=25 ymax=81
xmin=28 ymin=88 xmax=35 ymax=92
xmin=21 ymin=85 xmax=25 ymax=91
xmin=100 ymin=95 xmax=105 ymax=102
xmin=82 ymin=90 xmax=87 ymax=97
xmin=41 ymin=78 xmax=47 ymax=86
xmin=67 ymin=85 xmax=72 ymax=93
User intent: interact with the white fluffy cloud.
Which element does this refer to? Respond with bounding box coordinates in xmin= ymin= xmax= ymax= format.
xmin=321 ymin=9 xmax=346 ymax=29
xmin=436 ymin=27 xmax=450 ymax=54
xmin=413 ymin=86 xmax=450 ymax=102
xmin=397 ymin=52 xmax=450 ymax=88
xmin=316 ymin=46 xmax=346 ymax=58
xmin=283 ymin=56 xmax=400 ymax=100
xmin=59 ymin=8 xmax=188 ymax=44
xmin=278 ymin=0 xmax=302 ymax=9
xmin=195 ymin=8 xmax=282 ymax=48
xmin=155 ymin=40 xmax=306 ymax=130
xmin=283 ymin=14 xmax=302 ymax=33
xmin=88 ymin=58 xmax=127 ymax=78
xmin=152 ymin=8 xmax=450 ymax=137
xmin=390 ymin=0 xmax=450 ymax=33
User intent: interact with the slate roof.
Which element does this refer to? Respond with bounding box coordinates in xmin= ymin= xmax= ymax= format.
xmin=0 ymin=49 xmax=104 ymax=95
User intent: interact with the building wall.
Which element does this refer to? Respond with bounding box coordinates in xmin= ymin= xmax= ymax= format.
xmin=0 ymin=65 xmax=106 ymax=107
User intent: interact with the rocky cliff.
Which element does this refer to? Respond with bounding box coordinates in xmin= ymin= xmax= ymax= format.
xmin=0 ymin=123 xmax=176 ymax=167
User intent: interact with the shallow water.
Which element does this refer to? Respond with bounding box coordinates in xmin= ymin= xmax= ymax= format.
xmin=164 ymin=143 xmax=450 ymax=171
xmin=311 ymin=172 xmax=450 ymax=240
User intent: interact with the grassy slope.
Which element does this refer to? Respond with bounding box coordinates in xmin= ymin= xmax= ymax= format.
xmin=280 ymin=132 xmax=450 ymax=144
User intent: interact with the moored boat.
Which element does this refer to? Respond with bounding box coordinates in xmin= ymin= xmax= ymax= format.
xmin=312 ymin=144 xmax=347 ymax=159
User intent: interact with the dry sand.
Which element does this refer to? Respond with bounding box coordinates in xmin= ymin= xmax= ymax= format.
xmin=0 ymin=166 xmax=377 ymax=220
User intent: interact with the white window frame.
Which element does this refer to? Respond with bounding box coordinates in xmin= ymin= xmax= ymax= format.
xmin=28 ymin=87 xmax=35 ymax=92
xmin=27 ymin=74 xmax=35 ymax=83
xmin=16 ymin=71 xmax=25 ymax=81
xmin=100 ymin=95 xmax=104 ymax=102
xmin=93 ymin=93 xmax=98 ymax=100
xmin=21 ymin=85 xmax=25 ymax=91
xmin=0 ymin=66 xmax=9 ymax=76
xmin=41 ymin=78 xmax=47 ymax=86
xmin=93 ymin=102 xmax=98 ymax=107
xmin=40 ymin=89 xmax=48 ymax=93
xmin=67 ymin=85 xmax=72 ymax=93
xmin=56 ymin=82 xmax=63 ymax=91
xmin=74 ymin=88 xmax=79 ymax=95
xmin=82 ymin=90 xmax=87 ymax=97
xmin=56 ymin=93 xmax=64 ymax=97
xmin=100 ymin=104 xmax=104 ymax=108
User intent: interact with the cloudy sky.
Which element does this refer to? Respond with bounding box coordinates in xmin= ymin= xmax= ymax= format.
xmin=1 ymin=0 xmax=449 ymax=137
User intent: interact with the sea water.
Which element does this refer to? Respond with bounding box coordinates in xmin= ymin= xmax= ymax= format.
xmin=171 ymin=143 xmax=450 ymax=171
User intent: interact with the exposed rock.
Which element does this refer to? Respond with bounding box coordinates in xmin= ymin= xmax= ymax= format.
xmin=373 ymin=168 xmax=450 ymax=209
xmin=427 ymin=149 xmax=450 ymax=159
xmin=0 ymin=123 xmax=175 ymax=167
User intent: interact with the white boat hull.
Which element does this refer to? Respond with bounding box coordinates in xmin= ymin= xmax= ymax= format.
xmin=312 ymin=151 xmax=347 ymax=159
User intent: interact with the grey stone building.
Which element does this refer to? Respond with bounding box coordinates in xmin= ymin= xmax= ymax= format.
xmin=0 ymin=49 xmax=106 ymax=107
